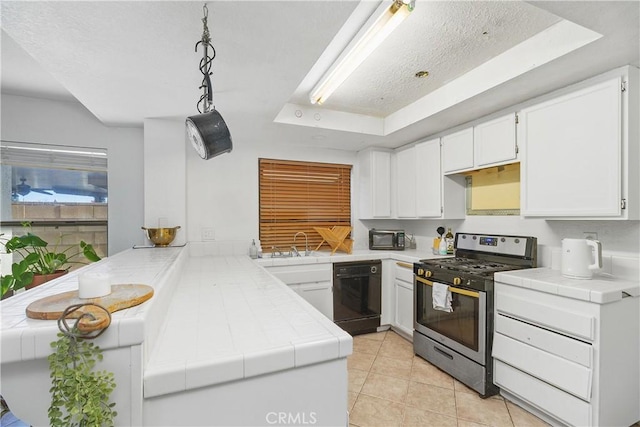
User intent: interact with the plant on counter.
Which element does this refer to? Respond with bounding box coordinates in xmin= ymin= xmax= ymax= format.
xmin=48 ymin=305 xmax=117 ymax=426
xmin=0 ymin=222 xmax=101 ymax=298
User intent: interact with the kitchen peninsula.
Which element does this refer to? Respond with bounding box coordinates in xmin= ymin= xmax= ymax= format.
xmin=0 ymin=244 xmax=353 ymax=426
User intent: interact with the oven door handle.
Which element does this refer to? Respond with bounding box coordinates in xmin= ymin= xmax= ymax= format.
xmin=415 ymin=276 xmax=480 ymax=299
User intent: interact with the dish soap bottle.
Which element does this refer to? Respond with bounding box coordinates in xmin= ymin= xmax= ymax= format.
xmin=256 ymin=240 xmax=263 ymax=258
xmin=249 ymin=239 xmax=258 ymax=259
xmin=438 ymin=236 xmax=448 ymax=255
xmin=445 ymin=228 xmax=454 ymax=255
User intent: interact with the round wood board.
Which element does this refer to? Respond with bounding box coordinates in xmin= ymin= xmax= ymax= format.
xmin=26 ymin=284 xmax=154 ymax=332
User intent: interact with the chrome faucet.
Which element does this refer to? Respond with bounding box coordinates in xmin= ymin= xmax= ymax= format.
xmin=294 ymin=232 xmax=310 ymax=256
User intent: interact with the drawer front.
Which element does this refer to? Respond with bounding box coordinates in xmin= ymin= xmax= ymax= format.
xmin=496 ymin=292 xmax=595 ymax=341
xmin=493 ymin=333 xmax=592 ymax=401
xmin=267 ymin=264 xmax=332 ymax=285
xmin=494 ymin=360 xmax=591 ymax=427
xmin=495 ymin=314 xmax=592 ymax=368
xmin=395 ymin=263 xmax=414 ymax=284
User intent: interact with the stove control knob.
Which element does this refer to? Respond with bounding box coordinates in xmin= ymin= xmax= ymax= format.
xmin=453 ymin=277 xmax=462 ymax=285
xmin=417 ymin=268 xmax=425 ymax=276
xmin=425 ymin=270 xmax=433 ymax=278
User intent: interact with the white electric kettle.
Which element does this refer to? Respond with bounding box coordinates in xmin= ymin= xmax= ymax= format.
xmin=561 ymin=238 xmax=603 ymax=279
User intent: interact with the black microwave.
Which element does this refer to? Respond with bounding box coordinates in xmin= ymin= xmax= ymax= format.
xmin=369 ymin=229 xmax=405 ymax=250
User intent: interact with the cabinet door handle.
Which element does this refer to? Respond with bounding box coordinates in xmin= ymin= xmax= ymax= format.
xmin=396 ymin=262 xmax=413 ymax=269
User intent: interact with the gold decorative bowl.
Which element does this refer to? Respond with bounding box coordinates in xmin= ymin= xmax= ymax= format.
xmin=142 ymin=226 xmax=181 ymax=247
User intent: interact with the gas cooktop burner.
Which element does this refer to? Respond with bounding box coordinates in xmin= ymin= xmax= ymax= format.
xmin=419 ymin=257 xmax=523 ymax=275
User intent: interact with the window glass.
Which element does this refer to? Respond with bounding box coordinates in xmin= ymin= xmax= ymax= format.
xmin=1 ymin=141 xmax=108 ymax=260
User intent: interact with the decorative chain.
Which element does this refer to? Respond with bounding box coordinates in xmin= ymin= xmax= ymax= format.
xmin=195 ymin=3 xmax=216 ymax=114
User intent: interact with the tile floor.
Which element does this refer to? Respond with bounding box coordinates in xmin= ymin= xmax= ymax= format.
xmin=347 ymin=330 xmax=550 ymax=427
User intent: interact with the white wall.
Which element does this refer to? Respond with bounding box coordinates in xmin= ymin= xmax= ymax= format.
xmin=0 ymin=94 xmax=144 ymax=255
xmin=184 ymin=131 xmax=358 ymax=246
xmin=143 ymin=118 xmax=186 ymax=246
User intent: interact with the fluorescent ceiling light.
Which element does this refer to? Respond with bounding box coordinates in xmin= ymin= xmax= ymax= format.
xmin=309 ymin=0 xmax=415 ymax=105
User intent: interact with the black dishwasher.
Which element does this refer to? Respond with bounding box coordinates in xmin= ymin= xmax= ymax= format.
xmin=333 ymin=260 xmax=381 ymax=335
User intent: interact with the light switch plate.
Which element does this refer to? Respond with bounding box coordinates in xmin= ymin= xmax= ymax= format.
xmin=202 ymin=228 xmax=215 ymax=241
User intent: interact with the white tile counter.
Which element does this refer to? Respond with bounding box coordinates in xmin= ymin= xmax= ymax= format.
xmin=495 ymin=268 xmax=640 ymax=303
xmin=253 ymin=247 xmax=447 ymax=267
xmin=1 ymin=245 xmax=185 ymax=364
xmin=1 ymin=244 xmax=354 ymax=426
xmin=143 ymin=254 xmax=352 ymax=398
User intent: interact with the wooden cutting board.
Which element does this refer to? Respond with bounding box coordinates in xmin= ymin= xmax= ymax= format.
xmin=26 ymin=284 xmax=154 ymax=332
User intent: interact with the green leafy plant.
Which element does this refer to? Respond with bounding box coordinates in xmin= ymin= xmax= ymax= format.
xmin=1 ymin=222 xmax=101 ymax=297
xmin=48 ymin=329 xmax=117 ymax=426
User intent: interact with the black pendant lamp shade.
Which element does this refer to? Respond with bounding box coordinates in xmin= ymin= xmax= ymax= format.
xmin=187 ymin=4 xmax=232 ymax=160
xmin=186 ymin=110 xmax=232 ymax=160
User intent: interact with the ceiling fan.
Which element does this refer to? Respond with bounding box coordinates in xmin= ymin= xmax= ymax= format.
xmin=12 ymin=177 xmax=53 ymax=196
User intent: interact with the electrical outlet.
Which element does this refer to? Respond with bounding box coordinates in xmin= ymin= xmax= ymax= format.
xmin=202 ymin=228 xmax=215 ymax=241
xmin=583 ymin=231 xmax=598 ymax=240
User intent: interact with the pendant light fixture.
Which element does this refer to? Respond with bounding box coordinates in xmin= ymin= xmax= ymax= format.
xmin=309 ymin=0 xmax=415 ymax=105
xmin=186 ymin=4 xmax=232 ymax=160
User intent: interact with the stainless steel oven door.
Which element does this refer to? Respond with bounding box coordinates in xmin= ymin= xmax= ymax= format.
xmin=414 ymin=276 xmax=486 ymax=365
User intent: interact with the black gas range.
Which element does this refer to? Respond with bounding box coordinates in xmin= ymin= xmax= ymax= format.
xmin=413 ymin=233 xmax=537 ymax=397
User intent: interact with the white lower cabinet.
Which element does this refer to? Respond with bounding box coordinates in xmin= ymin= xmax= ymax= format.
xmin=493 ymin=281 xmax=640 ymax=426
xmin=392 ymin=262 xmax=414 ymax=339
xmin=266 ymin=263 xmax=333 ymax=320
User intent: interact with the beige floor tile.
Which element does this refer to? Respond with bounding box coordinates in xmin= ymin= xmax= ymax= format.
xmin=405 ymin=381 xmax=456 ymax=417
xmin=402 ymin=406 xmax=458 ymax=427
xmin=348 ymin=391 xmax=358 ymax=412
xmin=506 ymin=401 xmax=550 ymax=427
xmin=385 ymin=330 xmax=411 ymax=344
xmin=371 ymin=355 xmax=413 ymax=380
xmin=457 ymin=420 xmax=494 ymax=427
xmin=456 ymin=391 xmax=513 ymax=427
xmin=349 ymin=368 xmax=369 ymax=393
xmin=378 ymin=337 xmax=414 ymax=361
xmin=353 ymin=336 xmax=383 ymax=355
xmin=348 ymin=352 xmax=376 ymax=371
xmin=358 ymin=331 xmax=387 ymax=341
xmin=454 ymin=378 xmax=480 ymax=395
xmin=410 ymin=356 xmax=454 ymax=389
xmin=361 ymin=372 xmax=409 ymax=403
xmin=349 ymin=394 xmax=405 ymax=427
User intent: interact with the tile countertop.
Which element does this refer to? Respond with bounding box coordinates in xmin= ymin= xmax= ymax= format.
xmin=0 ymin=246 xmax=185 ymax=364
xmin=143 ymin=253 xmax=353 ymax=398
xmin=253 ymin=248 xmax=449 ymax=267
xmin=495 ymin=268 xmax=640 ymax=304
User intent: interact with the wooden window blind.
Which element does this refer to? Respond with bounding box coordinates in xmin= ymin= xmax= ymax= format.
xmin=259 ymin=158 xmax=352 ymax=252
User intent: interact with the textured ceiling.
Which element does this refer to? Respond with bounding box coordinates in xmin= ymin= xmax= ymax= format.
xmin=292 ymin=1 xmax=561 ymax=117
xmin=1 ymin=1 xmax=639 ymax=151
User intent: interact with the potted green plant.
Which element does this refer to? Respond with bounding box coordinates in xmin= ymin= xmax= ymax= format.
xmin=1 ymin=223 xmax=101 ymax=298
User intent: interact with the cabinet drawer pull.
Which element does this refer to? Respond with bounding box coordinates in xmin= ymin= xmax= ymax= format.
xmin=396 ymin=262 xmax=412 ymax=269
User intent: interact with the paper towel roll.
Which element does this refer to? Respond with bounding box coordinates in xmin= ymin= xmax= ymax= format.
xmin=78 ymin=272 xmax=112 ymax=299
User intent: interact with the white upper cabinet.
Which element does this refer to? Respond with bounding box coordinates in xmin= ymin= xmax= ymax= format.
xmin=395 ymin=145 xmax=417 ymax=218
xmin=520 ymin=73 xmax=636 ymax=219
xmin=415 ymin=139 xmax=447 ymax=217
xmin=394 ymin=138 xmax=465 ymax=219
xmin=474 ymin=113 xmax=517 ymax=168
xmin=443 ymin=114 xmax=517 ymax=174
xmin=442 ymin=127 xmax=474 ymax=173
xmin=358 ymin=148 xmax=392 ymax=218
